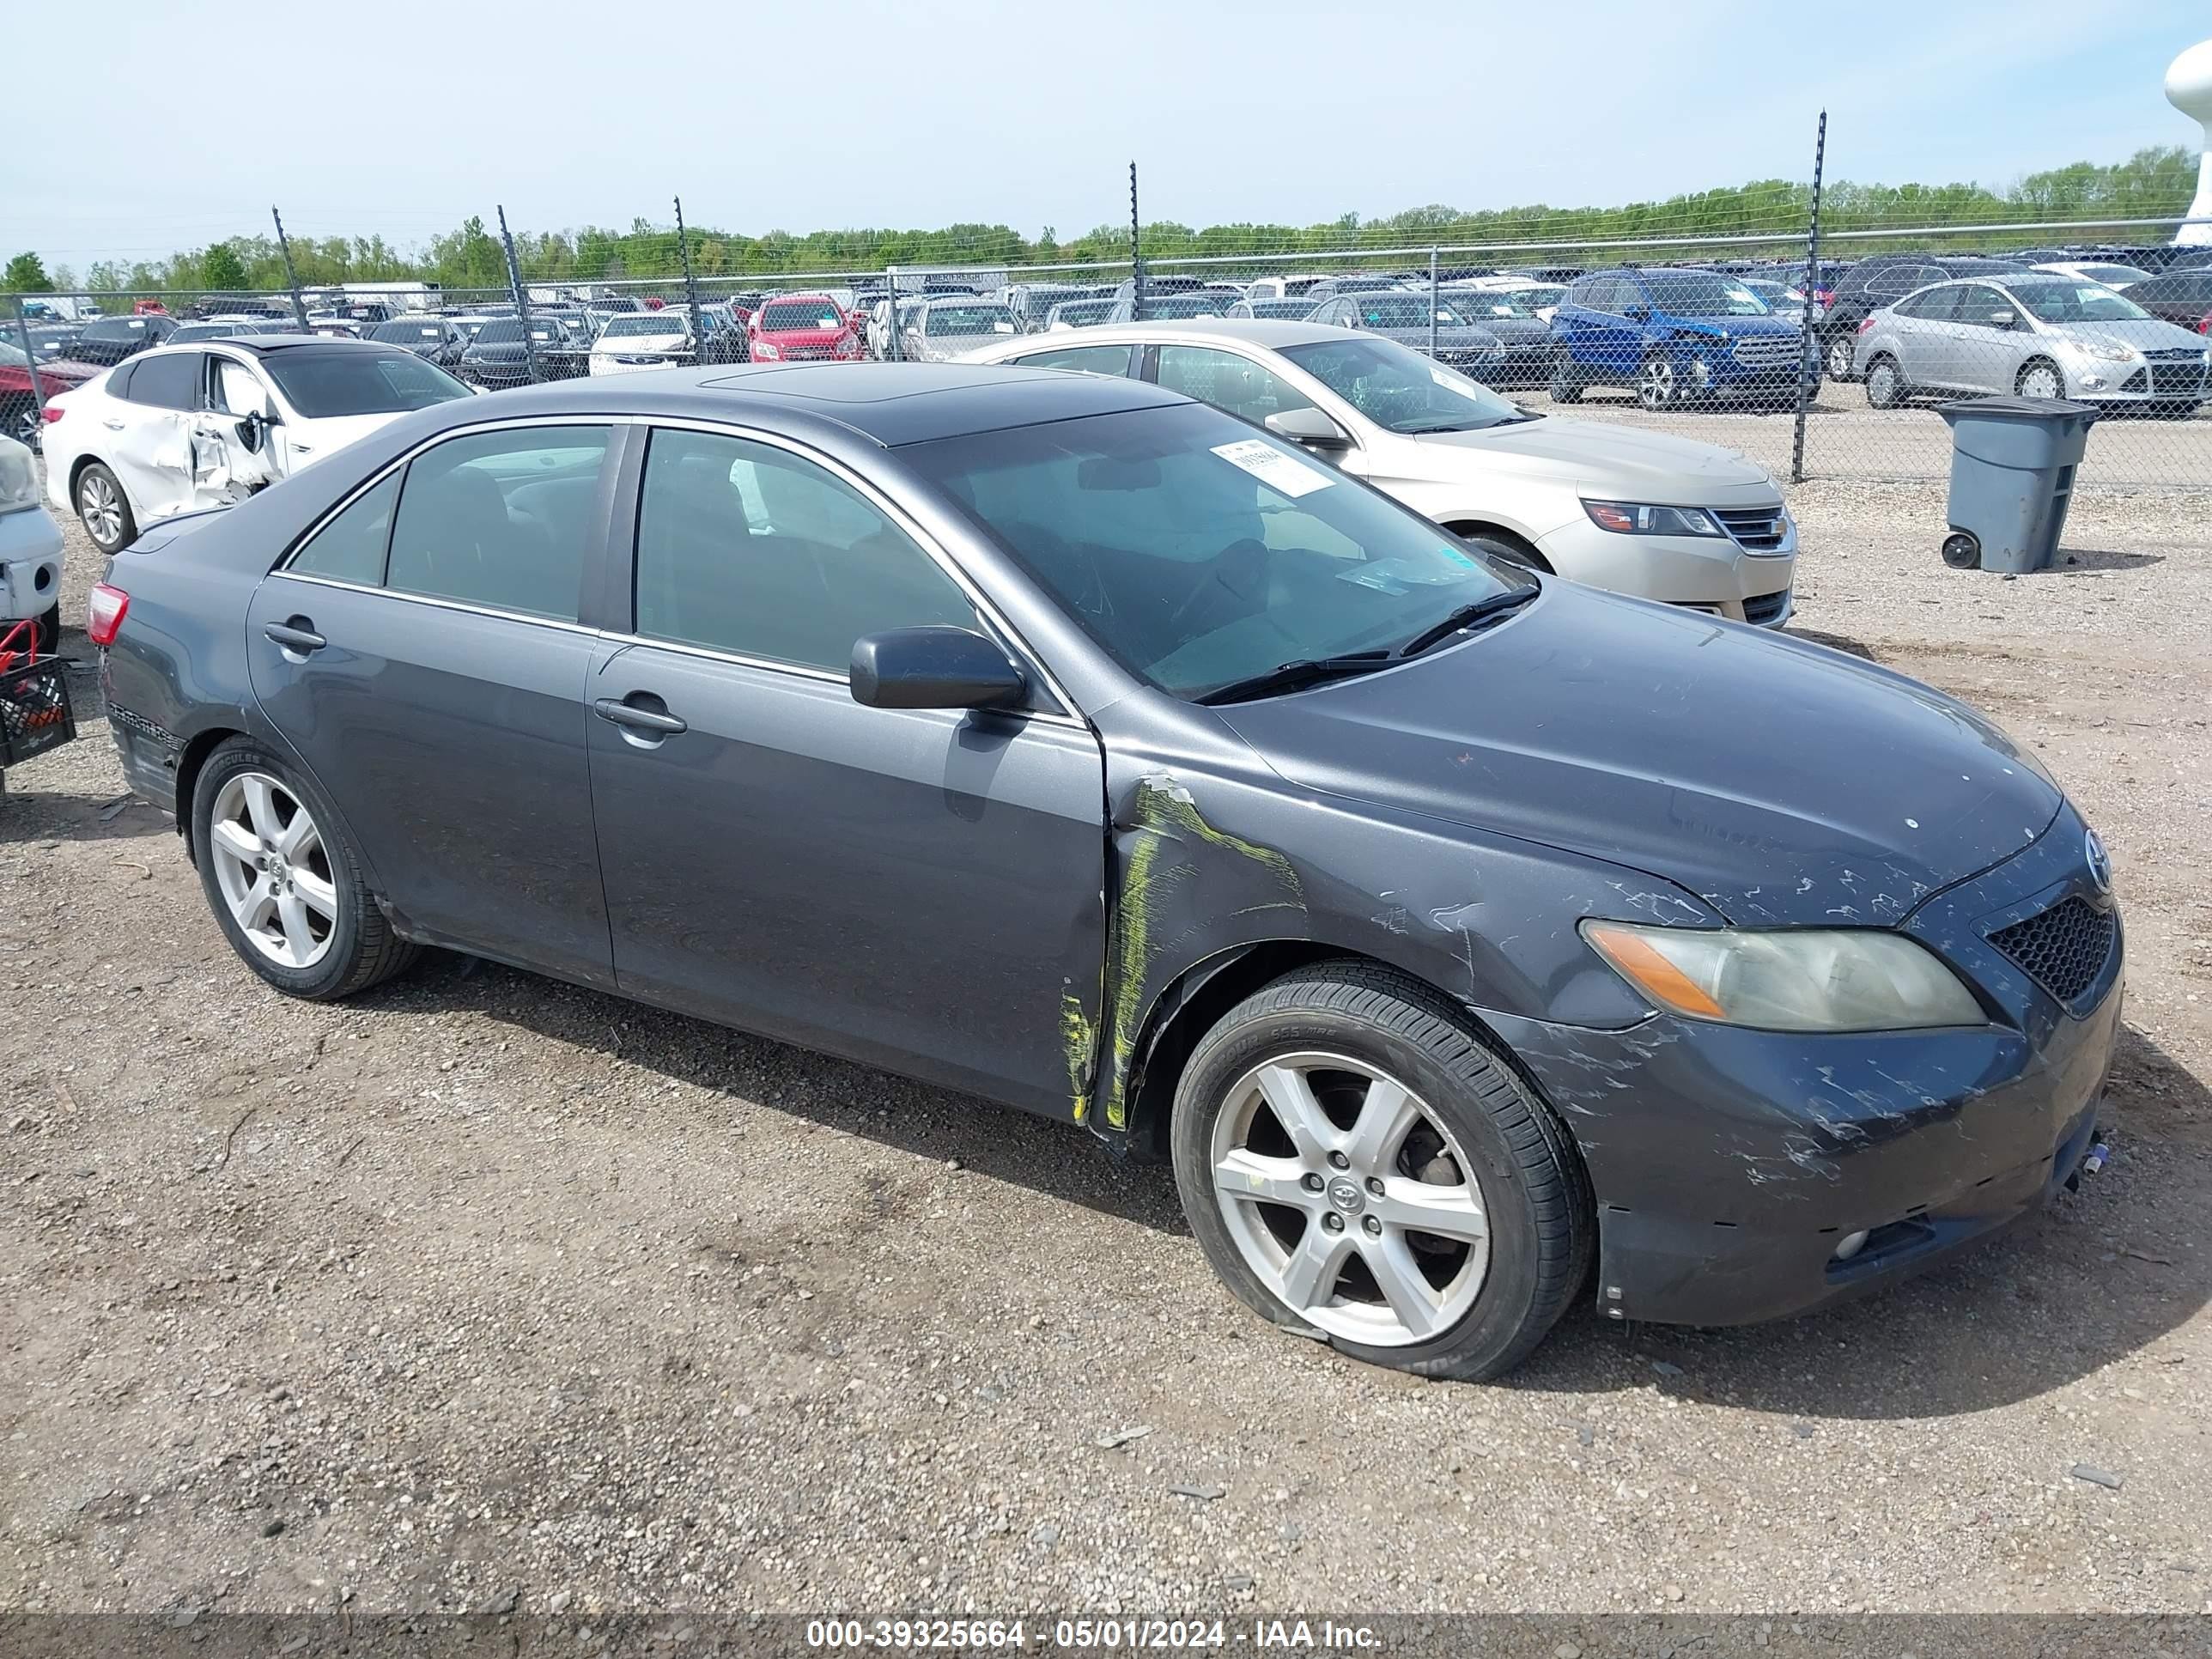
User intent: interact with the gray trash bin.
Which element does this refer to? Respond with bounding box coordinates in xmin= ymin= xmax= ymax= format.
xmin=1935 ymin=397 xmax=2097 ymax=574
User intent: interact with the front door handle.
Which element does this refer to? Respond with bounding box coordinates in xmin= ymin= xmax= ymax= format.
xmin=264 ymin=620 xmax=326 ymax=653
xmin=593 ymin=696 xmax=687 ymax=736
xmin=102 ymin=418 xmax=125 ymax=430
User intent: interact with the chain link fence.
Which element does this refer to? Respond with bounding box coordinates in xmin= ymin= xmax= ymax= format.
xmin=9 ymin=211 xmax=2210 ymax=495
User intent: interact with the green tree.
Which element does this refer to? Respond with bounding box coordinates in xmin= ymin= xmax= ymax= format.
xmin=3 ymin=252 xmax=52 ymax=293
xmin=202 ymin=241 xmax=250 ymax=290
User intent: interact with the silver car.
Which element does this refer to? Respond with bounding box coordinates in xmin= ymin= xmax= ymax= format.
xmin=894 ymin=297 xmax=1023 ymax=362
xmin=1856 ymin=273 xmax=2212 ymax=416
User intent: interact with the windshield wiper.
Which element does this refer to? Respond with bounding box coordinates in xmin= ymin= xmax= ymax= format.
xmin=1395 ymin=586 xmax=1539 ymax=659
xmin=1194 ymin=651 xmax=1392 ymax=706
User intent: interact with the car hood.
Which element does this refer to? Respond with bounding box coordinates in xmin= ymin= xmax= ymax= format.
xmin=1408 ymin=415 xmax=1777 ymax=500
xmin=1212 ymin=580 xmax=2062 ymax=927
xmin=2049 ymin=318 xmax=2209 ymax=353
xmin=596 ymin=335 xmax=690 ymax=354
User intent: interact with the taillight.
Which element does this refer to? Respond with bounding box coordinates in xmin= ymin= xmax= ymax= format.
xmin=1813 ymin=288 xmax=1834 ymax=305
xmin=86 ymin=583 xmax=128 ymax=647
xmin=41 ymin=403 xmax=65 ymax=422
xmin=2198 ymin=312 xmax=2212 ymax=336
xmin=1856 ymin=316 xmax=1877 ymax=335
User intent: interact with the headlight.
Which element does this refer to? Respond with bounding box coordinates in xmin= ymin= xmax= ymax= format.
xmin=0 ymin=441 xmax=38 ymax=514
xmin=1583 ymin=500 xmax=1725 ymax=538
xmin=752 ymin=342 xmax=780 ymax=359
xmin=1581 ymin=921 xmax=1983 ymax=1032
xmin=2079 ymin=341 xmax=2134 ymax=364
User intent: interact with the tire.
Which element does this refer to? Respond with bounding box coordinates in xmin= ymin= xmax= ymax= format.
xmin=1942 ymin=532 xmax=1982 ymax=570
xmin=1864 ymin=354 xmax=1908 ymax=410
xmin=75 ymin=463 xmax=137 ymax=554
xmin=1547 ymin=356 xmax=1584 ymax=404
xmin=2 ymin=397 xmax=36 ymax=450
xmin=1824 ymin=329 xmax=1860 ymax=382
xmin=1635 ymin=351 xmax=1679 ymax=411
xmin=2016 ymin=359 xmax=2064 ymax=401
xmin=1170 ymin=960 xmax=1593 ymax=1382
xmin=191 ymin=737 xmax=419 ymax=1001
xmin=1447 ymin=526 xmax=1552 ymax=574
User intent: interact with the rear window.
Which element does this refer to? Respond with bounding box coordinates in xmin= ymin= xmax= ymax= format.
xmin=760 ymin=301 xmax=844 ymax=331
xmin=923 ymin=305 xmax=1018 ymax=337
xmin=601 ymin=314 xmax=688 ymax=337
xmin=259 ymin=349 xmax=471 ymax=417
xmin=371 ymin=321 xmax=445 ymax=343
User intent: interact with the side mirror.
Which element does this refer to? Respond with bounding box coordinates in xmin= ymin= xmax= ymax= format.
xmin=1989 ymin=310 xmax=2017 ymax=329
xmin=1264 ymin=406 xmax=1352 ymax=451
xmin=850 ymin=626 xmax=1028 ymax=711
xmin=1623 ymin=305 xmax=1649 ymax=322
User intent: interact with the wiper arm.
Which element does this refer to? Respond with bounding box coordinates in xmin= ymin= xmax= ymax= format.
xmin=1395 ymin=586 xmax=1539 ymax=659
xmin=1194 ymin=651 xmax=1392 ymax=707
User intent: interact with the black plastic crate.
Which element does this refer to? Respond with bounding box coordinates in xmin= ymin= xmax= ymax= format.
xmin=0 ymin=655 xmax=76 ymax=769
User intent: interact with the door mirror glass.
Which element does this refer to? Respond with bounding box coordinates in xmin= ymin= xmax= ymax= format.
xmin=849 ymin=626 xmax=1028 ymax=711
xmin=1263 ymin=405 xmax=1352 ymax=450
xmin=237 ymin=414 xmax=264 ymax=453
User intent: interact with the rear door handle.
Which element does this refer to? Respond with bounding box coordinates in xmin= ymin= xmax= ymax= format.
xmin=593 ymin=696 xmax=687 ymax=736
xmin=264 ymin=621 xmax=326 ymax=653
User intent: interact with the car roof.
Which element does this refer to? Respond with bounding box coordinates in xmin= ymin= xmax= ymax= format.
xmin=982 ymin=317 xmax=1356 ymax=352
xmin=410 ymin=362 xmax=1188 ymax=448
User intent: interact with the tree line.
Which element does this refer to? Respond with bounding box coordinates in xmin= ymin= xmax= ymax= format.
xmin=3 ymin=147 xmax=2196 ymax=300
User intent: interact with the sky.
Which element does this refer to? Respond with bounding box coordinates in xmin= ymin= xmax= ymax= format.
xmin=9 ymin=0 xmax=2210 ymax=273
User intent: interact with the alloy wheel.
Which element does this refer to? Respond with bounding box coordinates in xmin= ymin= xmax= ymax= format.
xmin=79 ymin=473 xmax=125 ymax=548
xmin=208 ymin=772 xmax=339 ymax=969
xmin=1638 ymin=357 xmax=1675 ymax=409
xmin=1826 ymin=334 xmax=1856 ymax=378
xmin=1208 ymin=1052 xmax=1491 ymax=1347
xmin=1868 ymin=361 xmax=1899 ymax=406
xmin=6 ymin=405 xmax=36 ymax=448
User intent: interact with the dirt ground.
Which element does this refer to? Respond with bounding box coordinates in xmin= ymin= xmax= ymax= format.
xmin=2 ymin=472 xmax=2208 ymax=1620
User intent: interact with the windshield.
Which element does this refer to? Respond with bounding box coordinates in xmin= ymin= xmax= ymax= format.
xmin=1145 ymin=295 xmax=1226 ymax=319
xmin=1348 ymin=295 xmax=1469 ymax=329
xmin=1279 ymin=335 xmax=1525 ymax=434
xmin=261 ymin=350 xmax=471 ymax=417
xmin=2072 ymin=265 xmax=2152 ymax=288
xmin=1247 ymin=300 xmax=1319 ymax=319
xmin=924 ymin=304 xmax=1018 ymax=337
xmin=473 ymin=320 xmax=530 ymax=344
xmin=601 ymin=313 xmax=688 ymax=337
xmin=0 ymin=342 xmax=26 ymax=368
xmin=2007 ymin=280 xmax=2152 ymax=324
xmin=371 ymin=321 xmax=444 ymax=343
xmin=1052 ymin=301 xmax=1114 ymax=325
xmin=1442 ymin=290 xmax=1540 ymax=319
xmin=760 ymin=300 xmax=845 ymax=332
xmin=1638 ymin=273 xmax=1771 ymax=316
xmin=908 ymin=403 xmax=1526 ymax=701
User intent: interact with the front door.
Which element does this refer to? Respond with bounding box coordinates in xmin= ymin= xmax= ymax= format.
xmin=245 ymin=421 xmax=620 ymax=987
xmin=188 ymin=353 xmax=282 ymax=508
xmin=585 ymin=423 xmax=1108 ymax=1115
xmin=104 ymin=348 xmax=204 ymax=524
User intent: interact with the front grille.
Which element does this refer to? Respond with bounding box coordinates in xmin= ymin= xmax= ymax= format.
xmin=1990 ymin=896 xmax=2116 ymax=1006
xmin=1729 ymin=336 xmax=1799 ymax=368
xmin=1742 ymin=587 xmax=1792 ymax=625
xmin=2145 ymin=347 xmax=2203 ymax=362
xmin=1712 ymin=506 xmax=1790 ymax=550
xmin=775 ymin=345 xmax=840 ymax=362
xmin=2149 ymin=365 xmax=2205 ymax=397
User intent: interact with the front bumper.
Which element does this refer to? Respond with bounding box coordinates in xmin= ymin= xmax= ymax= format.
xmin=1486 ymin=808 xmax=2123 ymax=1328
xmin=1534 ymin=508 xmax=1796 ymax=626
xmin=0 ymin=504 xmax=66 ymax=622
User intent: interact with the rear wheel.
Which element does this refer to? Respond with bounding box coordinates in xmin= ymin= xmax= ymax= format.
xmin=2016 ymin=359 xmax=2065 ymax=401
xmin=1547 ymin=355 xmax=1584 ymax=404
xmin=1636 ymin=352 xmax=1678 ymax=410
xmin=1825 ymin=329 xmax=1859 ymax=381
xmin=2 ymin=397 xmax=36 ymax=449
xmin=75 ymin=464 xmax=136 ymax=554
xmin=1864 ymin=354 xmax=1908 ymax=410
xmin=1171 ymin=962 xmax=1592 ymax=1381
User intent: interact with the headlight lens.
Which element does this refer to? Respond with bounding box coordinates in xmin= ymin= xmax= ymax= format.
xmin=2081 ymin=341 xmax=2134 ymax=364
xmin=1583 ymin=500 xmax=1725 ymax=538
xmin=752 ymin=342 xmax=780 ymax=359
xmin=0 ymin=440 xmax=38 ymax=514
xmin=1581 ymin=921 xmax=1984 ymax=1032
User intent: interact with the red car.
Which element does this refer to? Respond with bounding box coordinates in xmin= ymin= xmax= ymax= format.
xmin=747 ymin=292 xmax=866 ymax=363
xmin=0 ymin=344 xmax=98 ymax=448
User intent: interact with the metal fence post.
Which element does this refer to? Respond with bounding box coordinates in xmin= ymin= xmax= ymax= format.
xmin=886 ymin=265 xmax=902 ymax=360
xmin=1790 ymin=110 xmax=1827 ymax=486
xmin=497 ymin=204 xmax=539 ymax=385
xmin=1128 ymin=161 xmax=1145 ymax=324
xmin=674 ymin=195 xmax=707 ymax=365
xmin=270 ymin=206 xmax=311 ymax=331
xmin=12 ymin=312 xmax=46 ymax=449
xmin=1429 ymin=248 xmax=1439 ymax=361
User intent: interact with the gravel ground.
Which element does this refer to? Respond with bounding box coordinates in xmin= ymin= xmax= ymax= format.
xmin=2 ymin=470 xmax=2209 ymax=1622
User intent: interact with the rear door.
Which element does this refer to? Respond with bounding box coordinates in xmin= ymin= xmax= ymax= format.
xmin=584 ymin=422 xmax=1108 ymax=1115
xmin=246 ymin=418 xmax=621 ymax=986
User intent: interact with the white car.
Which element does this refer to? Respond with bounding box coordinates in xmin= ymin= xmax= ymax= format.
xmin=2031 ymin=261 xmax=2153 ymax=291
xmin=963 ymin=319 xmax=1796 ymax=626
xmin=0 ymin=434 xmax=64 ymax=651
xmin=42 ymin=337 xmax=474 ymax=554
xmin=590 ymin=311 xmax=698 ymax=375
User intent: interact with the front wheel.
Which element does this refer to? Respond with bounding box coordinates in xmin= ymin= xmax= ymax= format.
xmin=1547 ymin=356 xmax=1584 ymax=404
xmin=1864 ymin=354 xmax=1908 ymax=410
xmin=191 ymin=738 xmax=420 ymax=1001
xmin=1636 ymin=352 xmax=1679 ymax=410
xmin=1170 ymin=962 xmax=1593 ymax=1381
xmin=1825 ymin=330 xmax=1859 ymax=381
xmin=2016 ymin=359 xmax=2065 ymax=401
xmin=75 ymin=463 xmax=137 ymax=554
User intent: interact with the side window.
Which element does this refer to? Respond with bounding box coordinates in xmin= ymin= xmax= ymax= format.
xmin=1154 ymin=346 xmax=1317 ymax=426
xmin=106 ymin=362 xmax=138 ymax=400
xmin=386 ymin=425 xmax=611 ymax=621
xmin=289 ymin=472 xmax=401 ymax=585
xmin=1956 ymin=286 xmax=2007 ymax=327
xmin=210 ymin=357 xmax=270 ymax=416
xmin=1917 ymin=286 xmax=1965 ymax=323
xmin=1867 ymin=266 xmax=1916 ymax=301
xmin=634 ymin=428 xmax=981 ymax=674
xmin=1013 ymin=344 xmax=1133 ymax=376
xmin=125 ymin=351 xmax=204 ymax=411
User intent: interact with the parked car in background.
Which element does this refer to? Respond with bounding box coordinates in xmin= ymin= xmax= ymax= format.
xmin=1854 ymin=273 xmax=2211 ymax=417
xmin=1550 ymin=268 xmax=1805 ymax=409
xmin=1001 ymin=283 xmax=1099 ymax=332
xmin=1229 ymin=297 xmax=1326 ymax=320
xmin=20 ymin=323 xmax=87 ymax=367
xmin=43 ymin=337 xmax=473 ymax=552
xmin=69 ymin=313 xmax=182 ymax=368
xmin=1103 ymin=293 xmax=1234 ymax=324
xmin=1436 ymin=288 xmax=1557 ymax=383
xmin=1300 ymin=276 xmax=1402 ymax=302
xmin=892 ymin=297 xmax=1022 ymax=362
xmin=1735 ymin=278 xmax=1807 ymax=328
xmin=592 ymin=311 xmax=700 ymax=375
xmin=368 ymin=317 xmax=471 ymax=370
xmin=1043 ymin=298 xmax=1117 ymax=331
xmin=1817 ymin=254 xmax=2026 ymax=380
xmin=749 ymin=294 xmax=868 ymax=363
xmin=2031 ymin=261 xmax=2153 ymax=290
xmin=1244 ymin=273 xmax=1334 ymax=301
xmin=459 ymin=316 xmax=593 ymax=389
xmin=1306 ymin=292 xmax=1509 ymax=380
xmin=1 ymin=340 xmax=100 ymax=447
xmin=0 ymin=434 xmax=66 ymax=653
xmin=2122 ymin=266 xmax=2212 ymax=333
xmin=964 ymin=319 xmax=1796 ymax=626
xmin=167 ymin=320 xmax=301 ymax=346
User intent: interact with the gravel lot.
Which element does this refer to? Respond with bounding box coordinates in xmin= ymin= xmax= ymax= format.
xmin=3 ymin=464 xmax=2209 ymax=1623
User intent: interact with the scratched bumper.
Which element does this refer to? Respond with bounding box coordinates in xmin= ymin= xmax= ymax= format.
xmin=1481 ymin=804 xmax=2123 ymax=1328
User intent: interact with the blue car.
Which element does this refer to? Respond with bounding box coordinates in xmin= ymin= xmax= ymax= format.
xmin=1548 ymin=267 xmax=1809 ymax=409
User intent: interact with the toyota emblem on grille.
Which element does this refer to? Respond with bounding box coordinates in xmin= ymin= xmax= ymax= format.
xmin=2085 ymin=830 xmax=2112 ymax=895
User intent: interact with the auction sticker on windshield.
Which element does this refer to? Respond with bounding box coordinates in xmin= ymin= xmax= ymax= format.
xmin=1212 ymin=439 xmax=1334 ymax=498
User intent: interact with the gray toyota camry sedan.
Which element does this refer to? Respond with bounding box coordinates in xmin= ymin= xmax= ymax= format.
xmin=89 ymin=364 xmax=2121 ymax=1380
